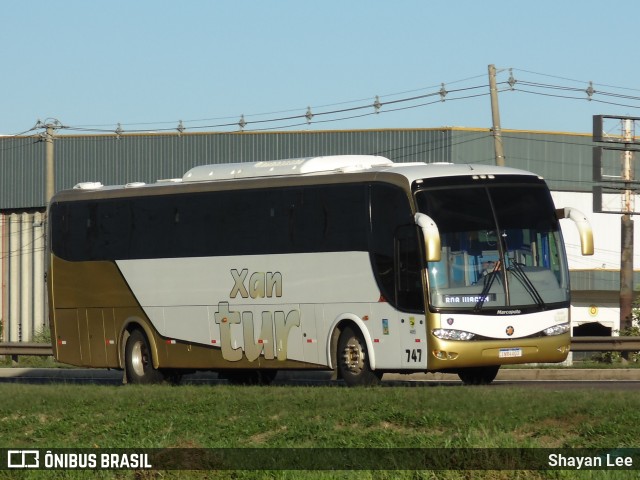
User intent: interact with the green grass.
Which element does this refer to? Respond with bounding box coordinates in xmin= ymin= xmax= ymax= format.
xmin=2 ymin=384 xmax=638 ymax=449
xmin=0 ymin=355 xmax=59 ymax=368
xmin=0 ymin=383 xmax=639 ymax=479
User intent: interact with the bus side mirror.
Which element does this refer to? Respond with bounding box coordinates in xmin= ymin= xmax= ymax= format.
xmin=414 ymin=213 xmax=441 ymax=262
xmin=556 ymin=207 xmax=594 ymax=256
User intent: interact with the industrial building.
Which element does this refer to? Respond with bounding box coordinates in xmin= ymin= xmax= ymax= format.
xmin=0 ymin=127 xmax=636 ymax=343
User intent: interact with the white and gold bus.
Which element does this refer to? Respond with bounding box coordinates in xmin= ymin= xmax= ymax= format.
xmin=47 ymin=155 xmax=593 ymax=386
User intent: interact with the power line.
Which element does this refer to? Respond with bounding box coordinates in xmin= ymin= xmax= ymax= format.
xmin=67 ymin=74 xmax=492 ymax=131
xmin=27 ymin=79 xmax=495 ymax=136
xmin=515 ymin=87 xmax=640 ymax=111
xmin=509 ymin=74 xmax=640 ymax=110
xmin=7 ymin=66 xmax=640 ymax=141
xmin=63 ymin=84 xmax=489 ymax=135
xmin=11 ymin=66 xmax=640 ymax=137
xmin=512 ymin=68 xmax=640 ymax=93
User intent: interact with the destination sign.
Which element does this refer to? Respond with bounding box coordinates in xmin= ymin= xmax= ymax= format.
xmin=442 ymin=293 xmax=497 ymax=304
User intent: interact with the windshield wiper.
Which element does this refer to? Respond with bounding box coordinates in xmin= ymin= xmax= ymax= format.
xmin=474 ymin=261 xmax=501 ymax=312
xmin=508 ymin=261 xmax=546 ymax=309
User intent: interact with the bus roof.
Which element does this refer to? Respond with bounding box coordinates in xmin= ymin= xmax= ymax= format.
xmin=381 ymin=161 xmax=542 ymax=184
xmin=69 ymin=155 xmax=543 ymax=194
xmin=181 ymin=155 xmax=541 ymax=183
xmin=182 ymin=155 xmax=394 ymax=181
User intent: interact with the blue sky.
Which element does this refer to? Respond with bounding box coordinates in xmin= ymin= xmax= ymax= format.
xmin=1 ymin=0 xmax=638 ymax=136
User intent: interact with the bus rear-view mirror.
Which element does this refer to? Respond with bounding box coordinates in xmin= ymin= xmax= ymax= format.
xmin=556 ymin=207 xmax=594 ymax=256
xmin=414 ymin=213 xmax=441 ymax=262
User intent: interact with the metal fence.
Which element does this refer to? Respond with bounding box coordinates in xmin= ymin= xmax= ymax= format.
xmin=0 ymin=210 xmax=48 ymax=343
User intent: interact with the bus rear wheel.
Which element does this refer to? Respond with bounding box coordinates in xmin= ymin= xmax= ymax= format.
xmin=458 ymin=366 xmax=500 ymax=385
xmin=125 ymin=329 xmax=164 ymax=384
xmin=337 ymin=326 xmax=382 ymax=387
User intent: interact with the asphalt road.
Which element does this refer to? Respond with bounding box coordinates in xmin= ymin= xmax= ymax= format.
xmin=0 ymin=368 xmax=639 ymax=390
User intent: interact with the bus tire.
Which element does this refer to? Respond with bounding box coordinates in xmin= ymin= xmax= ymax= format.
xmin=125 ymin=329 xmax=164 ymax=384
xmin=458 ymin=366 xmax=500 ymax=385
xmin=337 ymin=326 xmax=381 ymax=387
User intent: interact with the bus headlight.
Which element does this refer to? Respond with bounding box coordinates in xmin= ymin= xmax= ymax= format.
xmin=432 ymin=329 xmax=476 ymax=341
xmin=543 ymin=322 xmax=570 ymax=336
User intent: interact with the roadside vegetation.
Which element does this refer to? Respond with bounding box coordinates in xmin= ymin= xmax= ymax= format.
xmin=0 ymin=325 xmax=57 ymax=368
xmin=1 ymin=308 xmax=639 ymax=479
xmin=588 ymin=312 xmax=640 ymax=365
xmin=0 ymin=383 xmax=639 ymax=479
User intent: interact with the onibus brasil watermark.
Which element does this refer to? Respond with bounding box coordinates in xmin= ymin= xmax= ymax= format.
xmin=3 ymin=448 xmax=639 ymax=470
xmin=6 ymin=450 xmax=151 ymax=470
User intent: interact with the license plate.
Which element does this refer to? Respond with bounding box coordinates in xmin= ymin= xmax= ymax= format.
xmin=499 ymin=348 xmax=522 ymax=358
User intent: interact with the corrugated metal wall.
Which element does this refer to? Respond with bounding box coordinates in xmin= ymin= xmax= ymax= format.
xmin=502 ymin=131 xmax=593 ymax=191
xmin=0 ymin=137 xmax=46 ymax=210
xmin=0 ymin=128 xmax=593 ymax=211
xmin=54 ymin=129 xmax=455 ymax=204
xmin=0 ymin=210 xmax=47 ymax=342
xmin=449 ymin=129 xmax=594 ymax=191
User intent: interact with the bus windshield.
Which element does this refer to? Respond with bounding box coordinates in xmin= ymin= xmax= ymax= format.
xmin=415 ymin=178 xmax=570 ymax=311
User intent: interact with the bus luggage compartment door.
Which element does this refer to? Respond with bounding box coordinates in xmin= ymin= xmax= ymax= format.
xmin=52 ymin=309 xmax=82 ymax=365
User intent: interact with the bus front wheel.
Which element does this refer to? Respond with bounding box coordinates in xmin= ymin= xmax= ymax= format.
xmin=458 ymin=366 xmax=500 ymax=385
xmin=125 ymin=329 xmax=164 ymax=384
xmin=337 ymin=326 xmax=382 ymax=387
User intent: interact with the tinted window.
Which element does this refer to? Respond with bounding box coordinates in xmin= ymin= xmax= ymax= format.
xmin=51 ymin=183 xmax=369 ymax=261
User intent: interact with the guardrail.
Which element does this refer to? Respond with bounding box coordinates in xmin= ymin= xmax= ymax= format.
xmin=0 ymin=343 xmax=54 ymax=356
xmin=0 ymin=337 xmax=639 ymax=358
xmin=569 ymin=336 xmax=640 ymax=352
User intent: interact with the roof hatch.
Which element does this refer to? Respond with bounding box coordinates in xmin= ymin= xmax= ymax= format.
xmin=182 ymin=155 xmax=393 ymax=182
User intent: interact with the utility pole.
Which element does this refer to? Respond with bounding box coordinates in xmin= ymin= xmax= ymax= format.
xmin=39 ymin=119 xmax=60 ymax=334
xmin=40 ymin=119 xmax=61 ymax=204
xmin=620 ymin=118 xmax=635 ymax=332
xmin=488 ymin=64 xmax=505 ymax=166
xmin=44 ymin=125 xmax=55 ymax=204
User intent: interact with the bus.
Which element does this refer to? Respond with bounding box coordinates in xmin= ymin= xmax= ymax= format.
xmin=47 ymin=155 xmax=593 ymax=386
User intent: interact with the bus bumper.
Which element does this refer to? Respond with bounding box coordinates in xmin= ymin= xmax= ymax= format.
xmin=427 ymin=332 xmax=571 ymax=371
